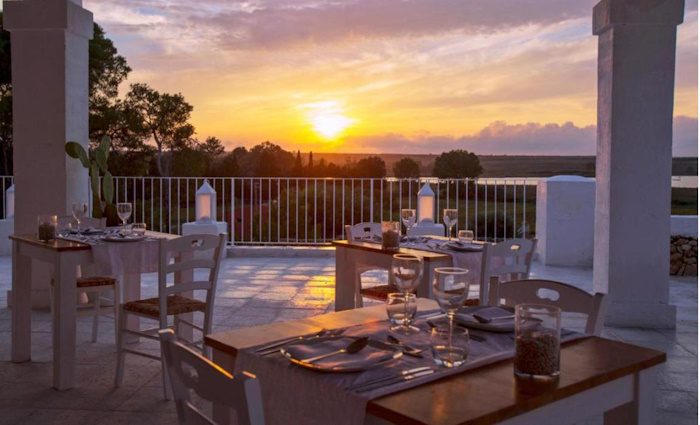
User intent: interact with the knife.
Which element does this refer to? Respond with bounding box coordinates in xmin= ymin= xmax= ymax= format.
xmin=356 ymin=369 xmax=436 ymax=393
xmin=348 ymin=366 xmax=432 ymax=391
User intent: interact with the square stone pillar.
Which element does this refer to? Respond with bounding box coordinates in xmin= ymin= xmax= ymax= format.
xmin=4 ymin=0 xmax=93 ymax=306
xmin=592 ymin=0 xmax=684 ymax=328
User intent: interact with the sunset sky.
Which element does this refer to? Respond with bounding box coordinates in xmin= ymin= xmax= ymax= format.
xmin=83 ymin=0 xmax=698 ymax=156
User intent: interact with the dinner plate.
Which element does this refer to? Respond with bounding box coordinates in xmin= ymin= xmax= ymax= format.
xmin=281 ymin=336 xmax=402 ymax=373
xmin=102 ymin=235 xmax=147 ymax=243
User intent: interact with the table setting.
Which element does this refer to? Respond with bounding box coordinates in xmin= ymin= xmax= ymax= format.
xmin=34 ymin=202 xmax=167 ymax=276
xmin=234 ymin=254 xmax=586 ymax=425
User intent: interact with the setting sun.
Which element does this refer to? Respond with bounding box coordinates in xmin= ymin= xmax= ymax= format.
xmin=302 ymin=101 xmax=354 ymax=140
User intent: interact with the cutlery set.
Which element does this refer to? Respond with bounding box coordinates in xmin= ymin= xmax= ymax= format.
xmin=348 ymin=366 xmax=436 ymax=393
xmin=255 ymin=328 xmax=345 ymax=356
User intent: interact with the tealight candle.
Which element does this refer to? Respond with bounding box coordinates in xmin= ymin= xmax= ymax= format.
xmin=37 ymin=214 xmax=57 ymax=242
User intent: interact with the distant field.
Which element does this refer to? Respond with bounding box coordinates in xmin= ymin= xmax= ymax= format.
xmin=313 ymin=153 xmax=698 ymax=178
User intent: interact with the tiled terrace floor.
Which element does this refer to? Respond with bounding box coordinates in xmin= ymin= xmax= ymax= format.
xmin=0 ymin=255 xmax=696 ymax=424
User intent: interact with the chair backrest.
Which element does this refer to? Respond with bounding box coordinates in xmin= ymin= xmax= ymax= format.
xmin=58 ymin=215 xmax=106 ymax=229
xmin=158 ymin=234 xmax=226 ymax=329
xmin=478 ymin=238 xmax=537 ymax=304
xmin=344 ymin=222 xmax=381 ymax=241
xmin=159 ymin=329 xmax=265 ymax=425
xmin=488 ymin=277 xmax=606 ymax=335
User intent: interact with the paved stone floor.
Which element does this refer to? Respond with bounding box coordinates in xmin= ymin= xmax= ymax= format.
xmin=0 ymin=255 xmax=696 ymax=424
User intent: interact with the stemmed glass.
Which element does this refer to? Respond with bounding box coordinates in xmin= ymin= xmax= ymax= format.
xmin=391 ymin=253 xmax=423 ymax=334
xmin=116 ymin=202 xmax=133 ymax=230
xmin=443 ymin=209 xmax=458 ymax=240
xmin=400 ymin=209 xmax=416 ymax=236
xmin=432 ymin=267 xmax=470 ymax=366
xmin=71 ymin=203 xmax=87 ymax=232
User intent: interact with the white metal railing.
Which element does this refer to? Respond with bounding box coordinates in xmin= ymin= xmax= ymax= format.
xmin=107 ymin=176 xmax=536 ymax=245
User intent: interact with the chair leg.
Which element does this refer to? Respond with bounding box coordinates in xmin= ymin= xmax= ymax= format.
xmin=91 ymin=291 xmax=100 ymax=343
xmin=113 ymin=285 xmax=121 ymax=346
xmin=160 ymin=352 xmax=172 ymax=400
xmin=114 ymin=308 xmax=126 ymax=387
xmin=354 ymin=271 xmax=364 ymax=308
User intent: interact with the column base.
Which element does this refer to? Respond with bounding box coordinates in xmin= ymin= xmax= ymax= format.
xmin=604 ymin=301 xmax=676 ymax=329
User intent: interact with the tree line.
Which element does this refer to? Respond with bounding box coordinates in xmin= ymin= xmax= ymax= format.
xmin=0 ymin=17 xmax=482 ymax=179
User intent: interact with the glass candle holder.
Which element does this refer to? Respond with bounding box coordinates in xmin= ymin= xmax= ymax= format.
xmin=514 ymin=304 xmax=562 ymax=382
xmin=37 ymin=215 xmax=57 ymax=242
xmin=381 ymin=221 xmax=400 ymax=251
xmin=132 ymin=222 xmax=147 ymax=237
xmin=430 ymin=324 xmax=469 ymax=368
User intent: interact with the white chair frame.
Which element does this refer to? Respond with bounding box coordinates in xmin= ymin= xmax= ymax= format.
xmin=50 ymin=216 xmax=119 ymax=343
xmin=488 ymin=277 xmax=606 ymax=335
xmin=159 ymin=329 xmax=265 ymax=425
xmin=115 ymin=233 xmax=226 ymax=399
xmin=478 ymin=238 xmax=537 ymax=304
xmin=344 ymin=223 xmax=389 ymax=307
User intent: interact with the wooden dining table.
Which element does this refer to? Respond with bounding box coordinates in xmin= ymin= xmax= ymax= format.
xmin=205 ymin=299 xmax=666 ymax=425
xmin=9 ymin=230 xmax=189 ymax=390
xmin=332 ymin=240 xmax=452 ymax=311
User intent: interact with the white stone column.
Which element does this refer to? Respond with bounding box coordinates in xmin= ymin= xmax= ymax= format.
xmin=5 ymin=0 xmax=93 ymax=306
xmin=592 ymin=0 xmax=684 ymax=328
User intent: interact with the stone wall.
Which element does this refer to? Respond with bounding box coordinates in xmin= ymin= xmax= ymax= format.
xmin=670 ymin=236 xmax=698 ymax=276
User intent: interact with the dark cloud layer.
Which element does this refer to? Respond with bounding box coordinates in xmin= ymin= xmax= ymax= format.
xmin=350 ymin=116 xmax=698 ymax=156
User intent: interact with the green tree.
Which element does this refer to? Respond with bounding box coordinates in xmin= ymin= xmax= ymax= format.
xmin=432 ymin=149 xmax=482 ymax=178
xmin=393 ymin=157 xmax=421 ymax=178
xmin=210 ymin=150 xmax=241 ymax=177
xmin=245 ymin=141 xmax=295 ymax=177
xmin=89 ymin=24 xmax=131 ymax=104
xmin=350 ymin=156 xmax=386 ymax=178
xmin=123 ymin=83 xmax=195 ymax=176
xmin=199 ymin=136 xmax=225 ymax=158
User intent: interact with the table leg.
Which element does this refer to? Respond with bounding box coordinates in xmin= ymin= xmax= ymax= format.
xmin=52 ymin=255 xmax=78 ymax=390
xmin=11 ymin=241 xmax=32 ymax=362
xmin=604 ymin=365 xmax=660 ymax=425
xmin=122 ymin=272 xmax=141 ymax=344
xmin=334 ymin=247 xmax=356 ymax=311
xmin=175 ymin=252 xmax=194 ymax=342
xmin=212 ymin=348 xmax=236 ymax=425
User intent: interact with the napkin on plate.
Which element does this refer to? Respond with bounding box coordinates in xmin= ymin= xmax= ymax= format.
xmin=283 ymin=337 xmax=396 ymax=370
xmin=454 ymin=306 xmax=515 ymax=332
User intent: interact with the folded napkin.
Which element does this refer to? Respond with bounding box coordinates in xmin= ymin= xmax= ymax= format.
xmin=284 ymin=337 xmax=396 ymax=370
xmin=444 ymin=241 xmax=483 ymax=252
xmin=455 ymin=306 xmax=515 ymax=332
xmin=427 ymin=306 xmax=516 ymax=332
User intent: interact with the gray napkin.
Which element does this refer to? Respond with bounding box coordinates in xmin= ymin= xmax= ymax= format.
xmin=284 ymin=337 xmax=396 ymax=370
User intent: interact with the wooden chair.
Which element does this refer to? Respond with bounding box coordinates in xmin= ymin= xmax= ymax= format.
xmin=115 ymin=233 xmax=226 ymax=399
xmin=344 ymin=223 xmax=397 ymax=304
xmin=50 ymin=216 xmax=120 ymax=343
xmin=159 ymin=329 xmax=265 ymax=425
xmin=478 ymin=238 xmax=537 ymax=304
xmin=488 ymin=277 xmax=606 ymax=335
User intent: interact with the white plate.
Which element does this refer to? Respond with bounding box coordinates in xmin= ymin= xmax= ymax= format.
xmin=102 ymin=235 xmax=146 ymax=243
xmin=281 ymin=336 xmax=402 ymax=373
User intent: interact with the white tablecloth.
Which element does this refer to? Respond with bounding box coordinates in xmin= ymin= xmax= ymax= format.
xmin=60 ymin=232 xmax=163 ymax=276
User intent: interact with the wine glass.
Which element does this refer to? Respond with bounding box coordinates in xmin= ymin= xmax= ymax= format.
xmin=400 ymin=209 xmax=416 ymax=236
xmin=391 ymin=253 xmax=423 ymax=334
xmin=71 ymin=203 xmax=87 ymax=232
xmin=117 ymin=202 xmax=132 ymax=229
xmin=443 ymin=209 xmax=458 ymax=240
xmin=432 ymin=267 xmax=470 ymax=365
